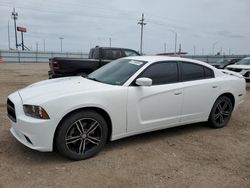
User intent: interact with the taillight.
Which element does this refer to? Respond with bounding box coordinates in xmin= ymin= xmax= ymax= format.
xmin=52 ymin=61 xmax=60 ymax=70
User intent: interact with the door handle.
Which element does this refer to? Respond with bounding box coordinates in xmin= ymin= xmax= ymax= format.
xmin=212 ymin=85 xmax=218 ymax=88
xmin=174 ymin=91 xmax=182 ymax=95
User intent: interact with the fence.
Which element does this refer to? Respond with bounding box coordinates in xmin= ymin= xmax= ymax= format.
xmin=0 ymin=49 xmax=249 ymax=64
xmin=0 ymin=50 xmax=88 ymax=63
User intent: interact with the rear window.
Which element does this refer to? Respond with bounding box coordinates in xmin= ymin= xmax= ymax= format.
xmin=102 ymin=49 xmax=123 ymax=60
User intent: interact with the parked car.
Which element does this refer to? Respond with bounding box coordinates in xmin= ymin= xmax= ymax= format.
xmin=210 ymin=58 xmax=241 ymax=69
xmin=7 ymin=56 xmax=245 ymax=160
xmin=226 ymin=57 xmax=250 ymax=81
xmin=48 ymin=46 xmax=140 ymax=78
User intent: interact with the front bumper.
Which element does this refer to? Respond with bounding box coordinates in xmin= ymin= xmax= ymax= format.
xmin=7 ymin=92 xmax=56 ymax=152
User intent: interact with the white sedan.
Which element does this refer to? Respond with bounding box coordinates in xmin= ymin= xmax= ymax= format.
xmin=226 ymin=57 xmax=250 ymax=81
xmin=7 ymin=56 xmax=246 ymax=160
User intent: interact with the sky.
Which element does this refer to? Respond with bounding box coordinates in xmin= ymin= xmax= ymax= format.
xmin=0 ymin=0 xmax=249 ymax=55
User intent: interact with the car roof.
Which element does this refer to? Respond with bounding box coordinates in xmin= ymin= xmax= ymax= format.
xmin=124 ymin=55 xmax=211 ymax=67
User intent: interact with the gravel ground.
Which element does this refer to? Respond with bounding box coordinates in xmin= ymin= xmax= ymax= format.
xmin=0 ymin=63 xmax=250 ymax=188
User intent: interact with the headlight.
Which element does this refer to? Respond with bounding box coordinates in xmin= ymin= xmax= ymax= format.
xmin=23 ymin=105 xmax=50 ymax=119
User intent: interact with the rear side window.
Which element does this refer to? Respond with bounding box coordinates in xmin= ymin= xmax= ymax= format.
xmin=93 ymin=49 xmax=99 ymax=59
xmin=139 ymin=62 xmax=178 ymax=85
xmin=204 ymin=67 xmax=214 ymax=78
xmin=181 ymin=62 xmax=214 ymax=81
xmin=88 ymin=49 xmax=94 ymax=58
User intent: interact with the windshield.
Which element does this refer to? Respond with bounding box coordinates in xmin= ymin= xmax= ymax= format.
xmin=236 ymin=58 xmax=250 ymax=65
xmin=88 ymin=59 xmax=147 ymax=85
xmin=216 ymin=59 xmax=229 ymax=65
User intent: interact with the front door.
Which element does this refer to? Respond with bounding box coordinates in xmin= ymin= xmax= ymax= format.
xmin=126 ymin=61 xmax=183 ymax=133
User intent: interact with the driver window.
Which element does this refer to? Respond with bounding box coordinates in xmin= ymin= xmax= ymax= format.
xmin=139 ymin=62 xmax=179 ymax=85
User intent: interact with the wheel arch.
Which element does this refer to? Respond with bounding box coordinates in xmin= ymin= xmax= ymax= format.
xmin=218 ymin=92 xmax=235 ymax=109
xmin=53 ymin=107 xmax=112 ymax=151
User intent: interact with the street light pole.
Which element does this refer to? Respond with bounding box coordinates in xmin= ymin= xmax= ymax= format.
xmin=59 ymin=37 xmax=64 ymax=52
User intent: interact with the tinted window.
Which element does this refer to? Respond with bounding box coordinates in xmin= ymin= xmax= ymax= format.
xmin=204 ymin=67 xmax=214 ymax=78
xmin=88 ymin=49 xmax=94 ymax=58
xmin=181 ymin=62 xmax=204 ymax=81
xmin=102 ymin=49 xmax=123 ymax=60
xmin=93 ymin=49 xmax=99 ymax=59
xmin=139 ymin=62 xmax=178 ymax=85
xmin=181 ymin=62 xmax=214 ymax=81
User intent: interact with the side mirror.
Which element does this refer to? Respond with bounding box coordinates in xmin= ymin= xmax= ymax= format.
xmin=136 ymin=77 xmax=152 ymax=86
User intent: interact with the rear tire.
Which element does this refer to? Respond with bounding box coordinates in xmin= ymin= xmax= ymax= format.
xmin=208 ymin=96 xmax=233 ymax=128
xmin=56 ymin=110 xmax=108 ymax=160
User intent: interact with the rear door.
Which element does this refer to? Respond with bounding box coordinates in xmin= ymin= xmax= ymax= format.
xmin=179 ymin=62 xmax=220 ymax=123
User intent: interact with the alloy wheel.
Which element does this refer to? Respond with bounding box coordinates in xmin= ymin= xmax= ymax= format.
xmin=213 ymin=99 xmax=232 ymax=126
xmin=65 ymin=118 xmax=101 ymax=155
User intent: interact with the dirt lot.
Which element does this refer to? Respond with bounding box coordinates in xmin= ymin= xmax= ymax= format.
xmin=0 ymin=63 xmax=250 ymax=188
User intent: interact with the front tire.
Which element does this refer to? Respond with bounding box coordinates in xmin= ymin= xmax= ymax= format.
xmin=56 ymin=110 xmax=108 ymax=160
xmin=208 ymin=96 xmax=233 ymax=128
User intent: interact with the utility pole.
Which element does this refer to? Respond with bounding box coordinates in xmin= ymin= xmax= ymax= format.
xmin=8 ymin=20 xmax=11 ymax=50
xmin=59 ymin=37 xmax=64 ymax=52
xmin=179 ymin=43 xmax=181 ymax=53
xmin=138 ymin=13 xmax=147 ymax=54
xmin=11 ymin=8 xmax=18 ymax=50
xmin=193 ymin=45 xmax=196 ymax=55
xmin=164 ymin=43 xmax=167 ymax=53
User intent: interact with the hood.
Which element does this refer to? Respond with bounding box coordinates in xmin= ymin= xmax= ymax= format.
xmin=226 ymin=64 xmax=250 ymax=69
xmin=18 ymin=76 xmax=113 ymax=104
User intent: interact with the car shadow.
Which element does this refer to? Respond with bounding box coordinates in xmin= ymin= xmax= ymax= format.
xmin=104 ymin=122 xmax=209 ymax=152
xmin=12 ymin=122 xmax=210 ymax=163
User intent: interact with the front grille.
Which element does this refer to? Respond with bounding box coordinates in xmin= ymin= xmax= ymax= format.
xmin=7 ymin=99 xmax=16 ymax=122
xmin=227 ymin=68 xmax=242 ymax=72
